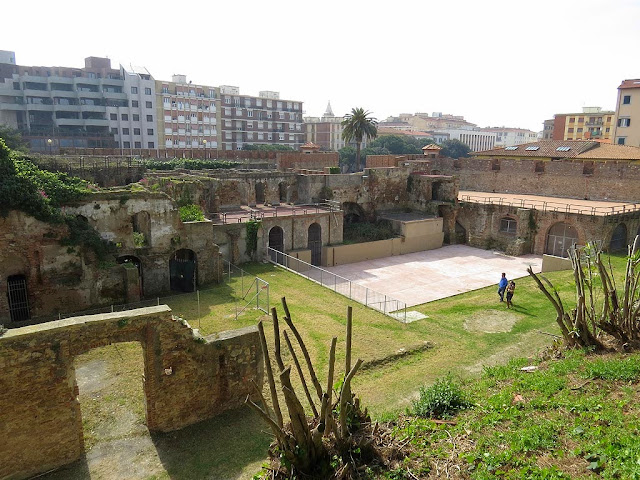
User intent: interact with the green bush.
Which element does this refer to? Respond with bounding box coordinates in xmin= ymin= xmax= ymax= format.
xmin=328 ymin=166 xmax=341 ymax=174
xmin=179 ymin=204 xmax=205 ymax=222
xmin=343 ymin=220 xmax=395 ymax=244
xmin=412 ymin=375 xmax=471 ymax=419
xmin=145 ymin=158 xmax=240 ymax=171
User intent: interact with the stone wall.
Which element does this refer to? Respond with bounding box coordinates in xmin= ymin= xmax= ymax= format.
xmin=0 ymin=306 xmax=262 ymax=480
xmin=277 ymin=152 xmax=339 ymax=171
xmin=429 ymin=157 xmax=640 ymax=202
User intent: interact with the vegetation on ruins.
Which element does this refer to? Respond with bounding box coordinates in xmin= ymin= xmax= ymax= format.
xmin=0 ymin=138 xmax=114 ymax=260
xmin=144 ymin=158 xmax=240 ymax=170
xmin=339 ymin=135 xmax=436 ymax=171
xmin=242 ymin=144 xmax=296 ymax=152
xmin=245 ymin=220 xmax=261 ymax=259
xmin=528 ymin=238 xmax=640 ymax=351
xmin=249 ymin=298 xmax=406 ymax=478
xmin=343 ymin=219 xmax=395 ymax=244
xmin=440 ymin=139 xmax=472 ymax=158
xmin=178 ymin=204 xmax=205 ymax=222
xmin=341 ymin=108 xmax=378 ymax=172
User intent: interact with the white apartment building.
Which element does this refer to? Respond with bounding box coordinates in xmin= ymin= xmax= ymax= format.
xmin=438 ymin=128 xmax=497 ymax=152
xmin=481 ymin=127 xmax=538 ymax=147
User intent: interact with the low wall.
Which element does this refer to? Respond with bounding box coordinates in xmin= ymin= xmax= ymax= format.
xmin=324 ymin=231 xmax=443 ymax=266
xmin=541 ymin=254 xmax=572 ymax=272
xmin=288 ymin=249 xmax=312 ymax=271
xmin=0 ymin=306 xmax=263 ymax=480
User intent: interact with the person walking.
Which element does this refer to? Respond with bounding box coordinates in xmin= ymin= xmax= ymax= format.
xmin=498 ymin=273 xmax=508 ymax=302
xmin=506 ymin=280 xmax=516 ymax=308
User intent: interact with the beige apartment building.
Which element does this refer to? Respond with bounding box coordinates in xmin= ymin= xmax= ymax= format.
xmin=156 ymin=75 xmax=221 ymax=152
xmin=613 ymin=79 xmax=640 ymax=146
xmin=551 ymin=107 xmax=615 ymax=142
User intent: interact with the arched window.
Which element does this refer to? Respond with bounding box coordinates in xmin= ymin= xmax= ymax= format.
xmin=610 ymin=224 xmax=628 ymax=252
xmin=268 ymin=226 xmax=285 ymax=263
xmin=546 ymin=222 xmax=578 ymax=258
xmin=499 ymin=217 xmax=517 ymax=235
xmin=7 ymin=274 xmax=30 ymax=322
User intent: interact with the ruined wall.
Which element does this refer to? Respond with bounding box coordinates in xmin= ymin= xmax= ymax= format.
xmin=430 ymin=157 xmax=640 ymax=202
xmin=277 ymin=152 xmax=339 ymax=171
xmin=456 ymin=202 xmax=640 ymax=256
xmin=0 ymin=306 xmax=262 ymax=480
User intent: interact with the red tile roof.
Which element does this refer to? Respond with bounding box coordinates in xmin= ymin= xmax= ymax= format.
xmin=473 ymin=140 xmax=640 ymax=160
xmin=618 ymin=79 xmax=640 ymax=89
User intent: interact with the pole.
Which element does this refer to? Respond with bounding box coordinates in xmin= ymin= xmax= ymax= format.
xmin=197 ymin=290 xmax=201 ymax=329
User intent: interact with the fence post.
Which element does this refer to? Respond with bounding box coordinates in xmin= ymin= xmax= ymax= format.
xmin=365 ymin=289 xmax=368 ymax=307
xmin=266 ymin=282 xmax=270 ymax=312
xmin=349 ymin=281 xmax=352 ymax=300
xmin=334 ymin=274 xmax=336 ymax=292
xmin=320 ymin=269 xmax=323 ymax=286
xmin=384 ymin=296 xmax=387 ymax=315
xmin=157 ymin=297 xmax=160 ymax=306
xmin=256 ymin=280 xmax=259 ymax=309
xmin=197 ymin=290 xmax=201 ymax=329
xmin=111 ymin=305 xmax=114 ymax=313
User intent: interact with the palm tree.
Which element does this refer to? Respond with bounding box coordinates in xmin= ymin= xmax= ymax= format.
xmin=341 ymin=108 xmax=378 ymax=172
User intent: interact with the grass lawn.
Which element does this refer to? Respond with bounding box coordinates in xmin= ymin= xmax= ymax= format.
xmin=63 ymin=253 xmax=629 ymax=479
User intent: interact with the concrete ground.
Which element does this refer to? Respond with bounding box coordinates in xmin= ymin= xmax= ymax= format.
xmin=318 ymin=245 xmax=542 ymax=308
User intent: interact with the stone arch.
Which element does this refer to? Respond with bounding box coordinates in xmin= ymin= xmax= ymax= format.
xmin=342 ymin=202 xmax=365 ymax=225
xmin=545 ymin=222 xmax=578 ymax=258
xmin=7 ymin=274 xmax=30 ymax=322
xmin=499 ymin=216 xmax=517 ymax=235
xmin=255 ymin=182 xmax=265 ymax=205
xmin=169 ymin=249 xmax=197 ymax=292
xmin=610 ymin=223 xmax=628 ymax=252
xmin=308 ymin=222 xmax=322 ymax=266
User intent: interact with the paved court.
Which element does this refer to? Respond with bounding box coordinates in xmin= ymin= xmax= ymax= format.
xmin=318 ymin=245 xmax=542 ymax=307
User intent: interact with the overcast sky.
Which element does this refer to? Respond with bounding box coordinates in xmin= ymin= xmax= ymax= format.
xmin=2 ymin=0 xmax=639 ymax=132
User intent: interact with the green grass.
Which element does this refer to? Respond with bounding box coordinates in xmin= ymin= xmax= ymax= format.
xmin=394 ymin=350 xmax=640 ymax=479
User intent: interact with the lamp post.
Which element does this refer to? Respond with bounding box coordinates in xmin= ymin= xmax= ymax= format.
xmin=203 ymin=139 xmax=207 ymax=159
xmin=47 ymin=138 xmax=53 ymax=155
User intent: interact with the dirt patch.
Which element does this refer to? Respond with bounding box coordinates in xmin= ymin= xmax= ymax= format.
xmin=464 ymin=309 xmax=518 ymax=333
xmin=465 ymin=331 xmax=541 ymax=375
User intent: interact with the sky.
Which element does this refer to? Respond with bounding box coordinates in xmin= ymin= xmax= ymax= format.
xmin=2 ymin=0 xmax=639 ymax=132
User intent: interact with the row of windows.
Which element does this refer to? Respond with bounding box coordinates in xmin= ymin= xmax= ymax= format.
xmin=110 ymin=113 xmax=153 ymax=122
xmin=568 ymin=116 xmax=612 ymax=123
xmin=617 ymin=118 xmax=631 ymax=127
xmin=130 ymin=87 xmax=153 ymax=95
xmin=122 ymin=141 xmax=155 ymax=148
xmin=567 ymin=127 xmax=610 ymax=133
xmin=222 ymin=120 xmax=301 ymax=131
xmin=222 ymin=108 xmax=301 ymax=120
xmin=224 ymin=132 xmax=298 ymax=141
xmin=223 ymin=97 xmax=299 ymax=110
xmin=112 ymin=127 xmax=154 ymax=135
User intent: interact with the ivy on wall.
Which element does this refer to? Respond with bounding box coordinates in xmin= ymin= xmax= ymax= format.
xmin=246 ymin=220 xmax=261 ymax=258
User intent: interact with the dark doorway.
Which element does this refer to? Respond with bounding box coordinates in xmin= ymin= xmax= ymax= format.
xmin=546 ymin=222 xmax=578 ymax=258
xmin=308 ymin=223 xmax=322 ymax=266
xmin=432 ymin=182 xmax=442 ymax=201
xmin=455 ymin=222 xmax=467 ymax=244
xmin=7 ymin=274 xmax=30 ymax=322
xmin=255 ymin=182 xmax=265 ymax=205
xmin=117 ymin=255 xmax=144 ymax=296
xmin=610 ymin=224 xmax=628 ymax=252
xmin=278 ymin=182 xmax=287 ymax=203
xmin=169 ymin=249 xmax=197 ymax=292
xmin=268 ymin=226 xmax=284 ymax=262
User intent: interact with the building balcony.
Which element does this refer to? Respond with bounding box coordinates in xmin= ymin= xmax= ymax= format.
xmin=80 ymin=104 xmax=106 ymax=113
xmin=103 ymin=91 xmax=128 ymax=100
xmin=74 ymin=77 xmax=101 ymax=85
xmin=84 ymin=118 xmax=109 ymax=126
xmin=55 ymin=118 xmax=85 ymax=127
xmin=25 ymin=103 xmax=54 ymax=111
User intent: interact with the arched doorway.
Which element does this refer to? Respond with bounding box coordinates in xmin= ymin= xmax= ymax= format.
xmin=610 ymin=223 xmax=628 ymax=252
xmin=255 ymin=182 xmax=265 ymax=205
xmin=268 ymin=226 xmax=284 ymax=262
xmin=7 ymin=274 xmax=29 ymax=322
xmin=169 ymin=249 xmax=197 ymax=292
xmin=117 ymin=255 xmax=144 ymax=297
xmin=308 ymin=223 xmax=322 ymax=266
xmin=546 ymin=222 xmax=578 ymax=258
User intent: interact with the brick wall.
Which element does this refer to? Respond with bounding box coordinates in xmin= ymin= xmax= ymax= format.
xmin=0 ymin=306 xmax=262 ymax=480
xmin=277 ymin=152 xmax=339 ymax=171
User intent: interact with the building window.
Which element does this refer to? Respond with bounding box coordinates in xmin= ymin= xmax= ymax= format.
xmin=248 ymin=110 xmax=253 ymax=117
xmin=131 ymin=100 xmax=138 ymax=108
xmin=268 ymin=133 xmax=273 ymax=140
xmin=225 ymin=96 xmax=231 ymax=104
xmin=111 ymin=127 xmax=118 ymax=134
xmin=123 ymin=128 xmax=130 ymax=135
xmin=224 ymin=107 xmax=231 ymax=115
xmin=617 ymin=137 xmax=626 ymax=145
xmin=569 ymin=118 xmax=575 ymax=123
xmin=578 ymin=117 xmax=584 ymax=123
xmin=279 ymin=133 xmax=285 ymax=141
xmin=568 ymin=128 xmax=574 ymax=133
xmin=146 ymin=101 xmax=152 ymax=108
xmin=267 ymin=112 xmax=273 ymax=119
xmin=131 ymin=86 xmax=138 ymax=94
xmin=144 ymin=87 xmax=152 ymax=95
xmin=577 ymin=128 xmax=583 ymax=133
xmin=499 ymin=218 xmax=517 ymax=234
xmin=148 ymin=142 xmax=155 ymax=148
xmin=134 ymin=128 xmax=141 ymax=135
xmin=123 ymin=141 xmax=131 ymax=148
xmin=146 ymin=115 xmax=153 ymax=122
xmin=623 ymin=95 xmax=631 ymax=105
xmin=618 ymin=118 xmax=631 ymax=127
xmin=147 ymin=128 xmax=154 ymax=135
xmin=133 ymin=114 xmax=140 ymax=121
xmin=135 ymin=141 xmax=142 ymax=148
xmin=122 ymin=114 xmax=129 ymax=121
xmin=110 ymin=113 xmax=117 ymax=120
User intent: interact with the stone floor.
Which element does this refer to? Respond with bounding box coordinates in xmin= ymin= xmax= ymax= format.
xmin=317 ymin=245 xmax=542 ymax=308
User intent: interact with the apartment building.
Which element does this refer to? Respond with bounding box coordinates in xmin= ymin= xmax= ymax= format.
xmin=219 ymin=86 xmax=304 ymax=150
xmin=613 ymin=79 xmax=640 ymax=146
xmin=551 ymin=107 xmax=615 ymax=142
xmin=542 ymin=119 xmax=554 ymax=140
xmin=482 ymin=127 xmax=538 ymax=147
xmin=156 ymin=75 xmax=220 ymax=151
xmin=438 ymin=128 xmax=496 ymax=152
xmin=0 ymin=52 xmax=157 ymax=151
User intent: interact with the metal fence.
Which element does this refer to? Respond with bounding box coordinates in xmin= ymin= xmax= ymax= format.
xmin=9 ymin=262 xmax=269 ymax=329
xmin=267 ymin=247 xmax=409 ymax=323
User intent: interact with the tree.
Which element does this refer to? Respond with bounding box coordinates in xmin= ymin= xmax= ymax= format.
xmin=242 ymin=144 xmax=295 ymax=152
xmin=338 ymin=146 xmax=356 ymax=172
xmin=0 ymin=125 xmax=28 ymax=152
xmin=368 ymin=134 xmax=436 ymax=155
xmin=341 ymin=108 xmax=378 ymax=172
xmin=440 ymin=139 xmax=471 ymax=159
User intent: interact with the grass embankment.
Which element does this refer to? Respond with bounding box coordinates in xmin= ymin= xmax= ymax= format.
xmin=396 ymin=350 xmax=640 ymax=479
